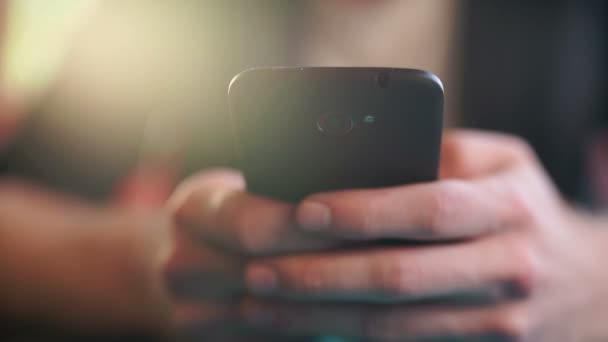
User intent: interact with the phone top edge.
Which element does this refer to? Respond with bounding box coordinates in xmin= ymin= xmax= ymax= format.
xmin=227 ymin=66 xmax=444 ymax=97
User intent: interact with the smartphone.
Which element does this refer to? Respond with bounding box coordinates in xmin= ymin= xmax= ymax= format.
xmin=228 ymin=67 xmax=443 ymax=202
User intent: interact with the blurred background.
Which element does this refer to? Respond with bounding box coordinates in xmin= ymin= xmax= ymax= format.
xmin=0 ymin=1 xmax=607 ymax=340
xmin=1 ymin=0 xmax=607 ymax=207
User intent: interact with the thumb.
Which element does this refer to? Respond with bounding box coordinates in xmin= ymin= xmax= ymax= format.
xmin=166 ymin=168 xmax=245 ymax=215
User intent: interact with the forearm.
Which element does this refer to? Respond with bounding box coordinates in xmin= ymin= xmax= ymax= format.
xmin=0 ymin=179 xmax=173 ymax=337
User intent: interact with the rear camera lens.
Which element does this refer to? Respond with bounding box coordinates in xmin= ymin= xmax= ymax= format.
xmin=317 ymin=112 xmax=354 ymax=136
xmin=363 ymin=115 xmax=376 ymax=124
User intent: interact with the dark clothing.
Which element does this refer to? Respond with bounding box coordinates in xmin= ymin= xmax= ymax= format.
xmin=2 ymin=0 xmax=607 ymax=203
xmin=460 ymin=0 xmax=608 ymax=200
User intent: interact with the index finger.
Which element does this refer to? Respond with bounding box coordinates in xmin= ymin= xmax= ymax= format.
xmin=169 ymin=169 xmax=337 ymax=256
xmin=295 ymin=178 xmax=526 ymax=240
xmin=294 ymin=130 xmax=535 ymax=240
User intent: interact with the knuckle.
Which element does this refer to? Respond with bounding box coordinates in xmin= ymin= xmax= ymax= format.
xmin=377 ymin=257 xmax=417 ymax=297
xmin=505 ymin=186 xmax=538 ymax=226
xmin=422 ymin=182 xmax=463 ymax=237
xmin=505 ymin=237 xmax=541 ymax=296
xmin=360 ymin=195 xmax=385 ymax=236
xmin=294 ymin=263 xmax=325 ymax=293
xmin=490 ymin=306 xmax=532 ymax=341
xmin=323 ymin=190 xmax=385 ymax=237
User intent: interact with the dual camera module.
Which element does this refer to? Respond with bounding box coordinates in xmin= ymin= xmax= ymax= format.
xmin=316 ymin=71 xmax=388 ymax=136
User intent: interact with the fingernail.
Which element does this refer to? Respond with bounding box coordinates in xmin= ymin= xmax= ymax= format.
xmin=297 ymin=201 xmax=331 ymax=231
xmin=246 ymin=264 xmax=278 ymax=295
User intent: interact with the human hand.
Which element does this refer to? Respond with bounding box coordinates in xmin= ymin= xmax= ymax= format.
xmin=236 ymin=130 xmax=608 ymax=341
xmin=165 ymin=169 xmax=342 ymax=340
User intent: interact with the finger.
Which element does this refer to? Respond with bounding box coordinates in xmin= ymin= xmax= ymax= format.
xmin=167 ymin=168 xmax=246 ymax=213
xmin=170 ymin=169 xmax=337 ymax=255
xmin=440 ymin=129 xmax=536 ymax=179
xmin=240 ymin=299 xmax=529 ymax=342
xmin=164 ymin=224 xmax=244 ymax=298
xmin=296 ymin=177 xmax=525 ymax=240
xmin=245 ymin=233 xmax=535 ymax=301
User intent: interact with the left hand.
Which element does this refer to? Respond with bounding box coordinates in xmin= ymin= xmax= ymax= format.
xmin=240 ymin=130 xmax=608 ymax=341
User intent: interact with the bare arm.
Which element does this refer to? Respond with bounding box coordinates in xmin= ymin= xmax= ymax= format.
xmin=0 ymin=179 xmax=173 ymax=338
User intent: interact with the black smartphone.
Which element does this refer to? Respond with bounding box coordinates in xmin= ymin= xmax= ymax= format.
xmin=228 ymin=67 xmax=443 ymax=202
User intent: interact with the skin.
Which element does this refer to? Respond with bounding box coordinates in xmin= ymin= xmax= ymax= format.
xmin=0 ymin=92 xmax=279 ymax=340
xmin=0 ymin=96 xmax=172 ymax=338
xmin=2 ymin=125 xmax=608 ymax=341
xmin=0 ymin=180 xmax=174 ymax=338
xmin=3 ymin=2 xmax=608 ymax=340
xmin=169 ymin=130 xmax=608 ymax=341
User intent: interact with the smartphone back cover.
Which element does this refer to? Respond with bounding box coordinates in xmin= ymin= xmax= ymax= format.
xmin=229 ymin=67 xmax=443 ymax=202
